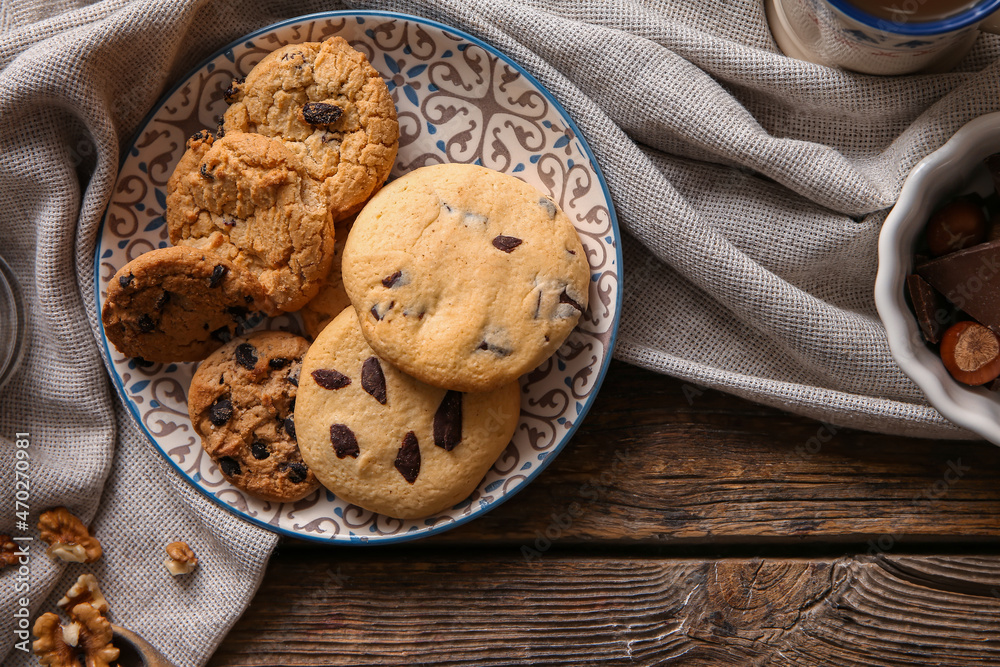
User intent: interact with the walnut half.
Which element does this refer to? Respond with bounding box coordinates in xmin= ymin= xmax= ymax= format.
xmin=38 ymin=508 xmax=102 ymax=563
xmin=58 ymin=574 xmax=109 ymax=616
xmin=0 ymin=533 xmax=19 ymax=568
xmin=164 ymin=541 xmax=198 ymax=576
xmin=32 ymin=604 xmax=119 ymax=667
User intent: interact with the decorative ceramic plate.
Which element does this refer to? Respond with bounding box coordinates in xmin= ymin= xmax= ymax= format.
xmin=95 ymin=11 xmax=621 ymax=544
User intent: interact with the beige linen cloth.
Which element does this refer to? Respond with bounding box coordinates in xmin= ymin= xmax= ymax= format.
xmin=1 ymin=0 xmax=998 ymax=664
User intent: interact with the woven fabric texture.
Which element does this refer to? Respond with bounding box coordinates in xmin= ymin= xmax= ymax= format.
xmin=1 ymin=0 xmax=997 ymax=664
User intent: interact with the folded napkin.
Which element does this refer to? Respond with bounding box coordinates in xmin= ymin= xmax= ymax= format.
xmin=2 ymin=0 xmax=998 ymax=664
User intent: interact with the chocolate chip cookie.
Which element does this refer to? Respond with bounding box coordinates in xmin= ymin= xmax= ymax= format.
xmin=222 ymin=35 xmax=399 ymax=223
xmin=166 ymin=131 xmax=336 ymax=313
xmin=295 ymin=308 xmax=521 ymax=519
xmin=101 ymin=245 xmax=267 ymax=363
xmin=188 ymin=330 xmax=318 ymax=503
xmin=341 ymin=163 xmax=591 ymax=392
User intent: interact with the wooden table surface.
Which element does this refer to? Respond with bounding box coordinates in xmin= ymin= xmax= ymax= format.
xmin=207 ymin=360 xmax=1000 ymax=666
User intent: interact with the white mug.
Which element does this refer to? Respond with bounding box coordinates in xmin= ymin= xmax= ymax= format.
xmin=767 ymin=0 xmax=1000 ymax=74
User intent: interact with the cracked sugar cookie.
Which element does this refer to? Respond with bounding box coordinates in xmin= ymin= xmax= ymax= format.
xmin=166 ymin=131 xmax=336 ymax=313
xmin=188 ymin=330 xmax=319 ymax=503
xmin=101 ymin=245 xmax=267 ymax=363
xmin=222 ymin=35 xmax=398 ymax=222
xmin=296 ymin=308 xmax=520 ymax=519
xmin=341 ymin=163 xmax=590 ymax=392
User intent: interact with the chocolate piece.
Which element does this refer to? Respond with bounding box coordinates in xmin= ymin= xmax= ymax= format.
xmin=119 ymin=273 xmax=134 ymax=288
xmin=394 ymin=431 xmax=420 ymax=484
xmin=287 ymin=367 xmax=300 ymax=386
xmin=329 ymin=424 xmax=360 ymax=459
xmin=209 ymin=398 xmax=233 ymax=426
xmin=906 ymin=274 xmax=954 ymax=344
xmin=492 ymin=235 xmax=523 ymax=253
xmin=312 ymin=368 xmax=351 ymax=390
xmin=218 ymin=456 xmax=241 ymax=477
xmin=539 ymin=197 xmax=557 ymax=218
xmin=235 ymin=343 xmax=257 ymax=370
xmin=209 ymin=264 xmax=228 ymax=288
xmin=200 ymin=163 xmax=214 ymax=181
xmin=433 ymin=390 xmax=463 ymax=451
xmin=284 ymin=416 xmax=296 ymax=440
xmin=269 ymin=357 xmax=291 ymax=370
xmin=559 ymin=289 xmax=584 ymax=312
xmin=302 ymin=102 xmax=343 ymax=125
xmin=250 ymin=440 xmax=270 ymax=460
xmin=477 ymin=340 xmax=511 ymax=357
xmin=137 ymin=314 xmax=154 ymax=332
xmin=382 ymin=271 xmax=402 ymax=288
xmin=155 ymin=290 xmax=171 ymax=310
xmin=224 ymin=77 xmax=244 ymax=104
xmin=286 ymin=462 xmax=308 ymax=484
xmin=361 ymin=357 xmax=387 ymax=404
xmin=916 ymin=239 xmax=1000 ymax=333
xmin=370 ymin=301 xmax=394 ymax=321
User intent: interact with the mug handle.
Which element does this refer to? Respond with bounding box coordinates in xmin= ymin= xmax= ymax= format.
xmin=980 ymin=8 xmax=1000 ymax=33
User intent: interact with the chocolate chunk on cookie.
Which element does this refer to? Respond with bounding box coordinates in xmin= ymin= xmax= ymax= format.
xmin=101 ymin=246 xmax=267 ymax=363
xmin=188 ymin=331 xmax=318 ymax=503
xmin=295 ymin=308 xmax=521 ymax=519
xmin=222 ymin=35 xmax=398 ymax=223
xmin=341 ymin=163 xmax=591 ymax=392
xmin=166 ymin=131 xmax=336 ymax=313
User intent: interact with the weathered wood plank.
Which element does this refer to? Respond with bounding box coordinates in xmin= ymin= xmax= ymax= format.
xmin=394 ymin=361 xmax=1000 ymax=545
xmin=207 ymin=551 xmax=1000 ymax=666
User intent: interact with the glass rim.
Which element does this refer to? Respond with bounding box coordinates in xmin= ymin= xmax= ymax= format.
xmin=826 ymin=0 xmax=1000 ymax=35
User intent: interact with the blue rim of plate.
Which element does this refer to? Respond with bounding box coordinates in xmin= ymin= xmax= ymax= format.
xmin=94 ymin=10 xmax=622 ymax=545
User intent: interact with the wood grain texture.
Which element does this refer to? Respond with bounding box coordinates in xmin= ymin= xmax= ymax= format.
xmin=208 ymin=363 xmax=1000 ymax=665
xmin=207 ymin=551 xmax=1000 ymax=666
xmin=413 ymin=362 xmax=1000 ymax=545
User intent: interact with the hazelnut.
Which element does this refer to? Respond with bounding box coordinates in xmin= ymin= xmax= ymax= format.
xmin=940 ymin=321 xmax=1000 ymax=385
xmin=0 ymin=533 xmax=19 ymax=568
xmin=58 ymin=574 xmax=110 ymax=617
xmin=925 ymin=197 xmax=988 ymax=257
xmin=38 ymin=507 xmax=102 ymax=563
xmin=32 ymin=605 xmax=119 ymax=667
xmin=164 ymin=541 xmax=198 ymax=576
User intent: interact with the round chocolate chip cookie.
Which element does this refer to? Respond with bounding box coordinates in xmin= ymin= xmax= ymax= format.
xmin=295 ymin=308 xmax=520 ymax=519
xmin=101 ymin=246 xmax=268 ymax=363
xmin=341 ymin=163 xmax=591 ymax=392
xmin=166 ymin=131 xmax=336 ymax=313
xmin=222 ymin=35 xmax=399 ymax=222
xmin=188 ymin=330 xmax=319 ymax=503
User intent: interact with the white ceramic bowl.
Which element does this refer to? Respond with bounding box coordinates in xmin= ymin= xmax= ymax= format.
xmin=875 ymin=112 xmax=1000 ymax=446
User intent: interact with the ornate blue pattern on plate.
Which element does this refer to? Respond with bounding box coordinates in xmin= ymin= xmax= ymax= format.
xmin=95 ymin=11 xmax=621 ymax=544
